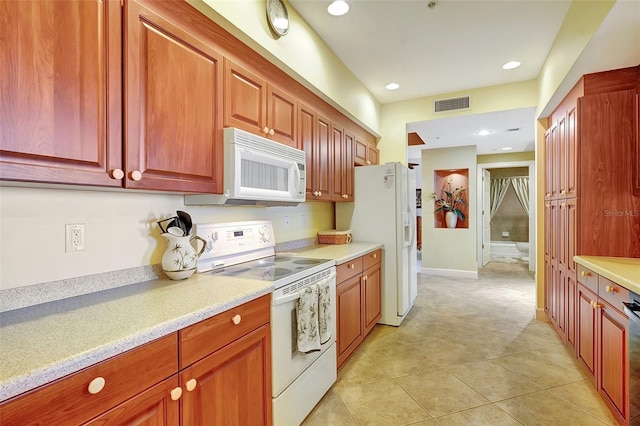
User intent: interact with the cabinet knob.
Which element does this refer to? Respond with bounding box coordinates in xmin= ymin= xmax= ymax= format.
xmin=561 ymin=202 xmax=566 ymax=208
xmin=373 ymin=253 xmax=377 ymax=259
xmin=130 ymin=170 xmax=142 ymax=181
xmin=605 ymin=285 xmax=615 ymax=293
xmin=581 ymin=271 xmax=591 ymax=277
xmin=232 ymin=314 xmax=242 ymax=325
xmin=366 ymin=160 xmax=371 ymax=165
xmin=560 ymin=189 xmax=567 ymax=195
xmin=263 ymin=126 xmax=269 ymax=134
xmin=185 ymin=378 xmax=198 ymax=392
xmin=170 ymin=387 xmax=183 ymax=401
xmin=87 ymin=377 xmax=106 ymax=395
xmin=269 ymin=129 xmax=275 ymax=136
xmin=110 ymin=169 xmax=124 ymax=180
xmin=317 ymin=191 xmax=322 ymax=197
xmin=546 ymin=192 xmax=551 ymax=197
xmin=363 ymin=275 xmax=368 ymax=281
xmin=349 ymin=263 xmax=355 ymax=269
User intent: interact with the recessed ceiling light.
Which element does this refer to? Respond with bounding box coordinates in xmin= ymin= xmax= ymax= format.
xmin=328 ymin=0 xmax=350 ymax=16
xmin=385 ymin=82 xmax=400 ymax=91
xmin=476 ymin=129 xmax=492 ymax=136
xmin=502 ymin=147 xmax=513 ymax=151
xmin=502 ymin=61 xmax=521 ymax=70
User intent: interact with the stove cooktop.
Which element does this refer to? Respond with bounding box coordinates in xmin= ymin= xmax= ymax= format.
xmin=207 ymin=255 xmax=334 ymax=288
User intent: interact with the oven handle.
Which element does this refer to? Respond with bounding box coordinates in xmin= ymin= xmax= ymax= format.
xmin=272 ymin=272 xmax=336 ymax=306
xmin=623 ymin=302 xmax=640 ymax=326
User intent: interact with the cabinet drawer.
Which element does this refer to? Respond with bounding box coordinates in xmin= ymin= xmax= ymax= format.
xmin=0 ymin=333 xmax=178 ymax=426
xmin=363 ymin=249 xmax=382 ymax=270
xmin=180 ymin=294 xmax=270 ymax=368
xmin=337 ymin=257 xmax=363 ymax=282
xmin=598 ymin=276 xmax=629 ymax=313
xmin=577 ymin=265 xmax=598 ymax=293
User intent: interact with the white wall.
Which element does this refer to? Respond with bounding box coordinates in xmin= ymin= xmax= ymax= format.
xmin=0 ymin=186 xmax=333 ymax=290
xmin=421 ymin=146 xmax=478 ymax=278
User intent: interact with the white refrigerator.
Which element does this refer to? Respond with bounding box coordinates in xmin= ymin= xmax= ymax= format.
xmin=336 ymin=162 xmax=417 ymax=326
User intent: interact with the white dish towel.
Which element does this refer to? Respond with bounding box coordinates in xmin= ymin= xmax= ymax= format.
xmin=318 ymin=277 xmax=332 ymax=344
xmin=296 ymin=284 xmax=321 ymax=354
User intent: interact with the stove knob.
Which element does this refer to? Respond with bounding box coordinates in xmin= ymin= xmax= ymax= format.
xmin=259 ymin=226 xmax=270 ymax=243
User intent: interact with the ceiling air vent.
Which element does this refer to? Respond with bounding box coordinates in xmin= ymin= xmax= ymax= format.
xmin=434 ymin=96 xmax=470 ymax=113
xmin=506 ymin=127 xmax=521 ymax=132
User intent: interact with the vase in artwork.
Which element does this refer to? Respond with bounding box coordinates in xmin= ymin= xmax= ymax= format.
xmin=445 ymin=211 xmax=458 ymax=229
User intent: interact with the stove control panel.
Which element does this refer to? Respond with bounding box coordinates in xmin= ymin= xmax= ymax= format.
xmin=194 ymin=220 xmax=275 ymax=271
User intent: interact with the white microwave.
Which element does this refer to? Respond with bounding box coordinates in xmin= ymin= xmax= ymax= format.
xmin=185 ymin=128 xmax=306 ymax=206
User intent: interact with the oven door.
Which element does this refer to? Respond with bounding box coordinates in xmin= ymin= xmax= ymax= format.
xmin=271 ymin=273 xmax=337 ymax=397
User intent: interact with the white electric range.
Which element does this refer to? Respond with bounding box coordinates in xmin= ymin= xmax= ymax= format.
xmin=195 ymin=220 xmax=337 ymax=425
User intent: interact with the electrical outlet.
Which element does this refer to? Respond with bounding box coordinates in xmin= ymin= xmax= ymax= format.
xmin=284 ymin=216 xmax=290 ymax=229
xmin=65 ymin=224 xmax=86 ymax=252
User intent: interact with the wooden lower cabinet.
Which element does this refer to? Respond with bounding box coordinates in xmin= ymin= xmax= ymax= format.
xmin=575 ymin=266 xmax=630 ymax=425
xmin=85 ymin=376 xmax=180 ymax=425
xmin=598 ymin=300 xmax=629 ymax=425
xmin=180 ymin=325 xmax=272 ymax=426
xmin=336 ymin=250 xmax=382 ymax=369
xmin=0 ymin=298 xmax=272 ymax=426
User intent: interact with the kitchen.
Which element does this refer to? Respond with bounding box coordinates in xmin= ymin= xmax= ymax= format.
xmin=1 ymin=0 xmax=640 ymax=425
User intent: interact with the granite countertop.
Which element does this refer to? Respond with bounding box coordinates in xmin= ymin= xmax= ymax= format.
xmin=280 ymin=242 xmax=383 ymax=265
xmin=0 ymin=274 xmax=272 ymax=402
xmin=573 ymin=256 xmax=640 ymax=294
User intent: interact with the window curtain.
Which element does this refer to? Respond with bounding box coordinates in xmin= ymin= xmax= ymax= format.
xmin=511 ymin=177 xmax=530 ymax=216
xmin=490 ymin=178 xmax=511 ymax=219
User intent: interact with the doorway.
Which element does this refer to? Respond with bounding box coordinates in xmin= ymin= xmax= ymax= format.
xmin=476 ymin=160 xmax=536 ymax=274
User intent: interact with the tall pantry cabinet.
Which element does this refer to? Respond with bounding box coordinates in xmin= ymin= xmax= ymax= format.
xmin=544 ymin=65 xmax=640 ymax=426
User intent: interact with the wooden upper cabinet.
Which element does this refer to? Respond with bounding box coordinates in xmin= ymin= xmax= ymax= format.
xmin=301 ymin=103 xmax=332 ymax=201
xmin=355 ymin=136 xmax=379 ymax=166
xmin=0 ymin=0 xmax=122 ymax=186
xmin=267 ymin=85 xmax=298 ymax=148
xmin=331 ymin=124 xmax=354 ymax=202
xmin=634 ymin=88 xmax=640 ymax=196
xmin=224 ymin=59 xmax=267 ymax=135
xmin=224 ymin=59 xmax=297 ymax=148
xmin=124 ymin=0 xmax=223 ymax=193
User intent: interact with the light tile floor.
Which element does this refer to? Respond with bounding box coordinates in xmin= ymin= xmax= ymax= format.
xmin=301 ymin=260 xmax=619 ymax=426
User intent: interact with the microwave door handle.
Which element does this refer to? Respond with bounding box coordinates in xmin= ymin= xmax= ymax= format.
xmin=294 ymin=164 xmax=301 ymax=193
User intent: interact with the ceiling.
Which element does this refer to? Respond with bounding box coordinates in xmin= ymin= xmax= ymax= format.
xmin=288 ymin=0 xmax=640 ymax=160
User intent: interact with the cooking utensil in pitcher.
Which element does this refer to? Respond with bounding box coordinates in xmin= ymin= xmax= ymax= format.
xmin=177 ymin=210 xmax=193 ymax=235
xmin=156 ymin=216 xmax=178 ymax=233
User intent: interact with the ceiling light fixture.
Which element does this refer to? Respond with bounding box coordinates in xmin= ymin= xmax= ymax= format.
xmin=476 ymin=129 xmax=491 ymax=136
xmin=385 ymin=82 xmax=400 ymax=91
xmin=328 ymin=0 xmax=349 ymax=16
xmin=502 ymin=147 xmax=513 ymax=151
xmin=502 ymin=61 xmax=521 ymax=70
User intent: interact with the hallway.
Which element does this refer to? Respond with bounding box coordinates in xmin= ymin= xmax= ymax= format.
xmin=302 ymin=261 xmax=617 ymax=425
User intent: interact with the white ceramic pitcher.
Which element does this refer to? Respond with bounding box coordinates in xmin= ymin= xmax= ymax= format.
xmin=161 ymin=233 xmax=206 ymax=280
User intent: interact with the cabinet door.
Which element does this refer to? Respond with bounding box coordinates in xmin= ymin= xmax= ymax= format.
xmin=577 ymin=284 xmax=597 ymax=379
xmin=331 ymin=124 xmax=347 ymax=201
xmin=299 ymin=103 xmax=317 ymax=197
xmin=180 ymin=325 xmax=272 ymax=426
xmin=566 ymin=105 xmax=578 ymax=198
xmin=362 ymin=264 xmax=381 ymax=336
xmin=565 ymin=272 xmax=577 ymax=348
xmin=266 ymin=85 xmax=297 ymax=148
xmin=343 ymin=131 xmax=355 ymax=201
xmin=125 ymin=0 xmax=223 ymax=193
xmin=634 ymin=90 xmax=640 ymax=196
xmin=337 ymin=275 xmax=363 ymax=369
xmin=84 ymin=376 xmax=180 ymax=426
xmin=0 ymin=0 xmax=122 ymax=187
xmin=597 ymin=301 xmax=629 ymax=424
xmin=223 ymin=59 xmax=266 ymax=135
xmin=367 ymin=144 xmax=379 ymax=165
xmin=312 ymin=114 xmax=333 ymax=201
xmin=354 ymin=137 xmax=368 ymax=166
xmin=558 ymin=113 xmax=568 ymax=198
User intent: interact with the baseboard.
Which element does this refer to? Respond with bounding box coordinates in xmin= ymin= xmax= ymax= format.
xmin=535 ymin=308 xmax=549 ymax=322
xmin=421 ymin=267 xmax=478 ymax=279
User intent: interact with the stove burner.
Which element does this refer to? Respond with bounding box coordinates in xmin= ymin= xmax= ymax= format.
xmin=273 ymin=256 xmax=293 ymax=262
xmin=292 ymin=259 xmax=322 ymax=265
xmin=257 ymin=261 xmax=276 ymax=267
xmin=258 ymin=267 xmax=293 ymax=279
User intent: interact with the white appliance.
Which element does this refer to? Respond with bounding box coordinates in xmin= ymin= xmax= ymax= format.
xmin=336 ymin=162 xmax=417 ymax=326
xmin=185 ymin=127 xmax=306 ymax=206
xmin=194 ymin=220 xmax=337 ymax=425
